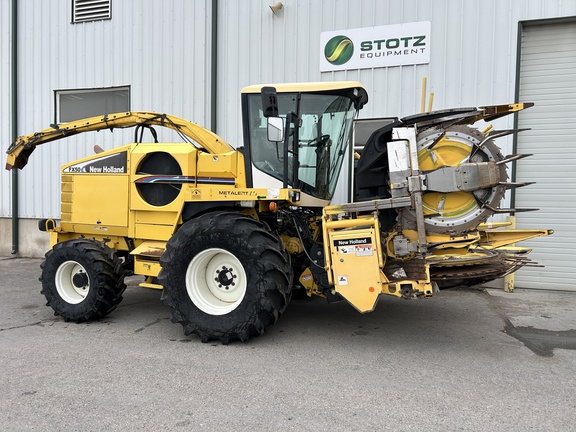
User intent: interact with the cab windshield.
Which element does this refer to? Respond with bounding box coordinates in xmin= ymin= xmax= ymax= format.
xmin=248 ymin=92 xmax=356 ymax=200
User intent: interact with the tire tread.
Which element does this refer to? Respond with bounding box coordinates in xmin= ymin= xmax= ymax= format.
xmin=159 ymin=211 xmax=292 ymax=343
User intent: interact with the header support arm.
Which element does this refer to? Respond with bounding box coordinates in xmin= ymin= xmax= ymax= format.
xmin=6 ymin=111 xmax=234 ymax=170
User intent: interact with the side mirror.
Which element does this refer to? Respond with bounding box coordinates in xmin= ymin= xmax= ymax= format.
xmin=267 ymin=117 xmax=284 ymax=142
xmin=261 ymin=86 xmax=279 ymax=118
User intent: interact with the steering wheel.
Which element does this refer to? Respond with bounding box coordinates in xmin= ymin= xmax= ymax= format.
xmin=309 ymin=134 xmax=331 ymax=147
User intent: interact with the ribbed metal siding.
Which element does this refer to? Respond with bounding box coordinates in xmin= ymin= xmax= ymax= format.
xmin=515 ymin=20 xmax=576 ymax=291
xmin=0 ymin=2 xmax=13 ymax=218
xmin=215 ymin=1 xmax=576 ymax=140
xmin=12 ymin=0 xmax=212 ymax=218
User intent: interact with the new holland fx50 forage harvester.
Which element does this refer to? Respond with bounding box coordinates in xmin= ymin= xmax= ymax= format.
xmin=5 ymin=82 xmax=552 ymax=343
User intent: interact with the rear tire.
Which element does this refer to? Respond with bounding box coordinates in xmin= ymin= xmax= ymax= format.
xmin=39 ymin=239 xmax=126 ymax=322
xmin=159 ymin=211 xmax=292 ymax=344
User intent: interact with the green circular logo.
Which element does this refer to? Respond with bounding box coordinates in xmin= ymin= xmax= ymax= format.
xmin=324 ymin=35 xmax=354 ymax=65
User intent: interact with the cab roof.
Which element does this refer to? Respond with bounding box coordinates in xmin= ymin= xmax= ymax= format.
xmin=241 ymin=81 xmax=368 ymax=109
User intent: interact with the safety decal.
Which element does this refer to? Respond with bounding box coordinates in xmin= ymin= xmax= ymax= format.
xmin=339 ymin=244 xmax=374 ymax=256
xmin=339 ymin=246 xmax=356 ymax=254
xmin=355 ymin=245 xmax=373 ymax=256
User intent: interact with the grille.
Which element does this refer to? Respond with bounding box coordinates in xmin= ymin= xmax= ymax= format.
xmin=73 ymin=0 xmax=111 ymax=23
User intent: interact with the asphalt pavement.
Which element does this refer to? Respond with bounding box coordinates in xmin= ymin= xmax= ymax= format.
xmin=1 ymin=257 xmax=575 ymax=431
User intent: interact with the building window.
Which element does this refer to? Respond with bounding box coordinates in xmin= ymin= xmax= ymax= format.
xmin=72 ymin=0 xmax=111 ymax=24
xmin=55 ymin=86 xmax=130 ymax=123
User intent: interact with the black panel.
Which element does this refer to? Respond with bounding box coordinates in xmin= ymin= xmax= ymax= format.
xmin=240 ymin=94 xmax=254 ymax=188
xmin=136 ymin=152 xmax=182 ymax=206
xmin=354 ymin=120 xmax=402 ymax=202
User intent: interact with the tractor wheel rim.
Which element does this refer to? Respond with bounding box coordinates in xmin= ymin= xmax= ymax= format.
xmin=186 ymin=248 xmax=247 ymax=316
xmin=55 ymin=260 xmax=90 ymax=304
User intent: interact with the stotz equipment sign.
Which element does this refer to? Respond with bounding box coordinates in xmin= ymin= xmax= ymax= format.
xmin=320 ymin=21 xmax=430 ymax=72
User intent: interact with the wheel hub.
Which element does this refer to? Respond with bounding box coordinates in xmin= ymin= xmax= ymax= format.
xmin=72 ymin=272 xmax=89 ymax=288
xmin=215 ymin=266 xmax=237 ymax=290
xmin=186 ymin=248 xmax=248 ymax=316
xmin=55 ymin=261 xmax=90 ymax=304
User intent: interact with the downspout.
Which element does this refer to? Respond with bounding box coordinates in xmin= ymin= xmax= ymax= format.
xmin=502 ymin=21 xmax=524 ymax=293
xmin=11 ymin=0 xmax=19 ymax=255
xmin=210 ymin=0 xmax=218 ymax=133
xmin=510 ymin=20 xmax=524 ymax=213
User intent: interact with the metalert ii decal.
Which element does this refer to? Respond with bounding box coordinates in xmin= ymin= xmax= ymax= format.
xmin=63 ymin=152 xmax=127 ymax=174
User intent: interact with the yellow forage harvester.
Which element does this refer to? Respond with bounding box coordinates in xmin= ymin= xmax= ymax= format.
xmin=6 ymin=82 xmax=552 ymax=343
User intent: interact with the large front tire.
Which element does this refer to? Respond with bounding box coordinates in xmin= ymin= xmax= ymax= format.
xmin=39 ymin=239 xmax=126 ymax=322
xmin=159 ymin=212 xmax=293 ymax=344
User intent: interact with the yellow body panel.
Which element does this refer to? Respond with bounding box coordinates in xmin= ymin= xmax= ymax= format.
xmin=328 ymin=227 xmax=383 ymax=313
xmin=134 ymin=224 xmax=175 ymax=241
xmin=322 ymin=211 xmax=435 ymax=311
xmin=183 ymin=186 xmax=295 ymax=202
xmin=197 ymin=151 xmax=239 ymax=178
xmin=130 ymin=240 xmax=166 ymax=256
xmin=71 ymin=175 xmax=129 ymax=226
xmin=134 ymin=210 xmax=178 ymax=225
xmin=298 ymin=268 xmax=317 ymax=295
xmin=134 ymin=258 xmax=162 ymax=277
xmin=131 ymin=241 xmax=166 ymax=278
xmin=479 ymin=228 xmax=553 ymax=249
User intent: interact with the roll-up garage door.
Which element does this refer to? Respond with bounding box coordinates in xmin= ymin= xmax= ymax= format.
xmin=515 ymin=19 xmax=576 ymax=291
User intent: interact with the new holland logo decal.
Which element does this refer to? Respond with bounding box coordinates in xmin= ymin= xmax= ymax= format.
xmin=63 ymin=151 xmax=127 ymax=174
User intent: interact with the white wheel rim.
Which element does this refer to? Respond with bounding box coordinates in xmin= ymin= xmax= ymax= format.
xmin=55 ymin=260 xmax=90 ymax=304
xmin=186 ymin=248 xmax=247 ymax=315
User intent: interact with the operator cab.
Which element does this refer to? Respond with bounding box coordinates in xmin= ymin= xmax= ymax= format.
xmin=241 ymin=82 xmax=368 ymax=206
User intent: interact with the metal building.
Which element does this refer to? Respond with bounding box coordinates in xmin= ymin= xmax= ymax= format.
xmin=1 ymin=0 xmax=575 ymax=291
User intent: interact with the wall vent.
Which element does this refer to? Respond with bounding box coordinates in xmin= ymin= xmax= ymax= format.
xmin=72 ymin=0 xmax=111 ymax=23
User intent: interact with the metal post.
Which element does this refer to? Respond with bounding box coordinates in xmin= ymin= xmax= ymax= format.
xmin=504 ymin=216 xmax=516 ymax=293
xmin=210 ymin=0 xmax=218 ymax=134
xmin=11 ymin=0 xmax=19 ymax=255
xmin=396 ymin=127 xmax=428 ymax=254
